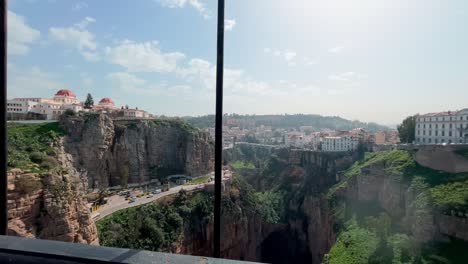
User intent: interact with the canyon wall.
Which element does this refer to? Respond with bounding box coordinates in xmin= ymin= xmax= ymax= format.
xmin=183 ymin=146 xmax=359 ymax=264
xmin=7 ymin=169 xmax=98 ymax=244
xmin=60 ymin=114 xmax=214 ymax=189
xmin=338 ymin=158 xmax=468 ymax=242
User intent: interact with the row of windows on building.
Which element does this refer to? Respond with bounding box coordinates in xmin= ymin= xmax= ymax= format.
xmin=418 ymin=116 xmax=468 ymax=122
xmin=7 ymin=108 xmax=23 ymax=112
xmin=418 ymin=123 xmax=468 ymax=129
xmin=417 ymin=130 xmax=465 ymax=137
xmin=7 ymin=103 xmax=23 ymax=107
xmin=417 ymin=138 xmax=465 ymax=144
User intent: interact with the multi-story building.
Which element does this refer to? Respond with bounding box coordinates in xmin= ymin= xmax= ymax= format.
xmin=122 ymin=108 xmax=150 ymax=118
xmin=7 ymin=100 xmax=37 ymax=114
xmin=321 ymin=136 xmax=359 ymax=152
xmin=8 ymin=89 xmax=83 ymax=120
xmin=285 ymin=132 xmax=306 ymax=148
xmin=415 ymin=109 xmax=468 ymax=144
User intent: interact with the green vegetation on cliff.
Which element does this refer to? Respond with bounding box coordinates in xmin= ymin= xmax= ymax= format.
xmin=97 ymin=190 xmax=213 ymax=252
xmin=7 ymin=122 xmax=64 ymax=173
xmin=326 ymin=149 xmax=468 ymax=264
xmin=329 ymin=149 xmax=468 ymax=212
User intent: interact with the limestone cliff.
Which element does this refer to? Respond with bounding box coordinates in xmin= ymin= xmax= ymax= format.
xmin=180 ymin=146 xmax=358 ymax=264
xmin=60 ymin=114 xmax=214 ymax=189
xmin=333 ymin=150 xmax=468 ymax=242
xmin=7 ymin=169 xmax=98 ymax=244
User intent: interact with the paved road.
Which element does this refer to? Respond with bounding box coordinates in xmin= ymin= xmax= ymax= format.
xmin=92 ymin=184 xmax=203 ymax=221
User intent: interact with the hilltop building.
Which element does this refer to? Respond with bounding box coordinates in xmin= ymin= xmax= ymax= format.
xmin=321 ymin=135 xmax=360 ymax=152
xmin=415 ymin=109 xmax=468 ymax=144
xmin=7 ymin=89 xmax=151 ymax=120
xmin=8 ymin=89 xmax=83 ymax=120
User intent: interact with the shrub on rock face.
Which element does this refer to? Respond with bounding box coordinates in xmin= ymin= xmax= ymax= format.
xmin=63 ymin=109 xmax=76 ymax=117
xmin=15 ymin=175 xmax=42 ymax=194
xmin=40 ymin=156 xmax=59 ymax=170
xmin=29 ymin=152 xmax=46 ymax=164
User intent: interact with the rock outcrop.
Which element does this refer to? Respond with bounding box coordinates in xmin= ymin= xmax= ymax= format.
xmin=340 ymin=159 xmax=468 ymax=242
xmin=60 ymin=114 xmax=214 ymax=189
xmin=7 ymin=169 xmax=98 ymax=244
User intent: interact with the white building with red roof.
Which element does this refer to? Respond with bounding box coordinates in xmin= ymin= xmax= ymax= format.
xmin=415 ymin=109 xmax=468 ymax=144
xmin=8 ymin=89 xmax=83 ymax=120
xmin=8 ymin=90 xmax=152 ymax=120
xmin=92 ymin=98 xmax=117 ymax=110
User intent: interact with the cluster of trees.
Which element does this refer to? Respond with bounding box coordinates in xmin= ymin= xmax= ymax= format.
xmin=97 ymin=190 xmax=213 ymax=252
xmin=397 ymin=115 xmax=416 ymax=143
xmin=84 ymin=93 xmax=94 ymax=109
xmin=184 ymin=114 xmax=389 ymax=132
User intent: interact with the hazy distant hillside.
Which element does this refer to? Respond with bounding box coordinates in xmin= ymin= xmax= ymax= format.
xmin=184 ymin=114 xmax=390 ymax=132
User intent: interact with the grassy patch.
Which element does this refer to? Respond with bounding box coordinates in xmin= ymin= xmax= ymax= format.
xmin=429 ymin=180 xmax=468 ymax=211
xmin=230 ymin=160 xmax=256 ymax=170
xmin=328 ymin=150 xmax=468 ymax=210
xmin=150 ymin=119 xmax=198 ymax=134
xmin=7 ymin=122 xmax=64 ymax=173
xmin=185 ymin=175 xmax=210 ymax=185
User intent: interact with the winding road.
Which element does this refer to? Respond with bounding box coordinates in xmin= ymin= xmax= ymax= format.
xmin=92 ymin=184 xmax=204 ymax=221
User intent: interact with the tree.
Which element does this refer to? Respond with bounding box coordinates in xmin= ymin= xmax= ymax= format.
xmin=84 ymin=93 xmax=94 ymax=109
xmin=397 ymin=116 xmax=416 ymax=143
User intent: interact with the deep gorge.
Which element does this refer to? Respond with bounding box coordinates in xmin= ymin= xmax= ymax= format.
xmin=7 ymin=116 xmax=468 ymax=263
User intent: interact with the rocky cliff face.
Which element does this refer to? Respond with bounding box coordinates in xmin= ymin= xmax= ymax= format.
xmin=60 ymin=114 xmax=214 ymax=189
xmin=338 ymin=158 xmax=468 ymax=242
xmin=180 ymin=147 xmax=358 ymax=264
xmin=7 ymin=169 xmax=98 ymax=244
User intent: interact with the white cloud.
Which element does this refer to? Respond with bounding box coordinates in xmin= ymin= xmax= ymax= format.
xmin=265 ymin=48 xmax=298 ymax=66
xmin=7 ymin=11 xmax=41 ymax=56
xmin=74 ymin=16 xmax=95 ymax=29
xmin=284 ymin=50 xmax=297 ymax=66
xmin=81 ymin=51 xmax=100 ymax=62
xmin=73 ymin=2 xmax=88 ymax=11
xmin=328 ymin=46 xmax=344 ymax=53
xmin=329 ymin=72 xmax=365 ymax=86
xmin=224 ymin=19 xmax=236 ymax=31
xmin=157 ymin=0 xmax=211 ymax=19
xmin=284 ymin=50 xmax=296 ymax=62
xmin=49 ymin=17 xmax=99 ymax=61
xmin=105 ymin=40 xmax=185 ymax=73
xmin=107 ymin=72 xmax=191 ymax=96
xmin=304 ymin=57 xmax=318 ymax=66
xmin=7 ymin=66 xmax=62 ymax=98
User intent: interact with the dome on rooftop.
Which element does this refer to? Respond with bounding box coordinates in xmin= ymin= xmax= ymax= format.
xmin=55 ymin=89 xmax=76 ymax=97
xmin=99 ymin=98 xmax=114 ymax=104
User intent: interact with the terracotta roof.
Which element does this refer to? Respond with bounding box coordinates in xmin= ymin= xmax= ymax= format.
xmin=55 ymin=89 xmax=76 ymax=97
xmin=418 ymin=111 xmax=458 ymax=117
xmin=99 ymin=98 xmax=114 ymax=104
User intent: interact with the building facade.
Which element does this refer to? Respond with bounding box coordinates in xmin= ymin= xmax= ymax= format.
xmin=415 ymin=109 xmax=468 ymax=144
xmin=321 ymin=136 xmax=359 ymax=152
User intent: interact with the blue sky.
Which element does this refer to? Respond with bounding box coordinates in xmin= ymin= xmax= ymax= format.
xmin=7 ymin=0 xmax=468 ymax=125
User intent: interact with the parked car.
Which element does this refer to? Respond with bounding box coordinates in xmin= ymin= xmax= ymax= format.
xmin=154 ymin=189 xmax=161 ymax=194
xmin=128 ymin=198 xmax=136 ymax=204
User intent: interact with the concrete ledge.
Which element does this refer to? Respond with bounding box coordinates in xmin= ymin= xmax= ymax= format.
xmin=0 ymin=236 xmax=258 ymax=264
